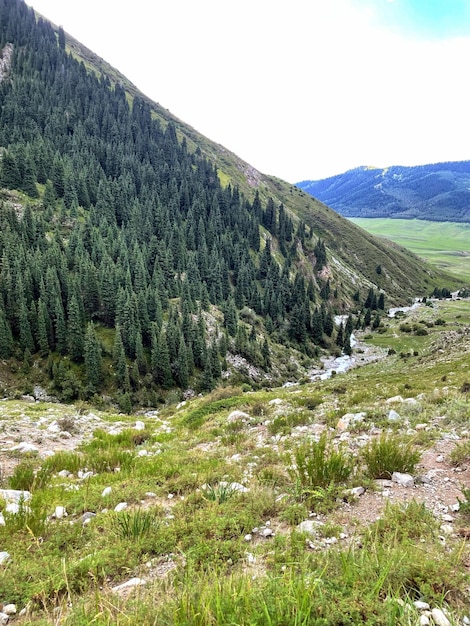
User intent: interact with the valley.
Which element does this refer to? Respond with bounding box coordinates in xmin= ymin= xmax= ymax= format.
xmin=350 ymin=219 xmax=470 ymax=280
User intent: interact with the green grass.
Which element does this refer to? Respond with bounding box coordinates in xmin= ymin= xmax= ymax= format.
xmin=350 ymin=218 xmax=470 ymax=281
xmin=1 ymin=300 xmax=470 ymax=624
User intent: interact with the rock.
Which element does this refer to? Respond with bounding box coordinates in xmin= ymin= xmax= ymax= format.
xmin=114 ymin=502 xmax=128 ymax=512
xmin=138 ymin=449 xmax=149 ymax=457
xmin=78 ymin=471 xmax=93 ymax=480
xmin=419 ymin=615 xmax=430 ymax=626
xmin=350 ymin=486 xmax=365 ymax=497
xmin=0 ymin=513 xmax=4 ymax=526
xmin=134 ymin=421 xmax=145 ymax=431
xmin=58 ymin=470 xmax=71 ymax=478
xmin=298 ymin=520 xmax=324 ymax=535
xmin=20 ymin=394 xmax=35 ymax=402
xmin=227 ymin=410 xmax=250 ymax=423
xmin=111 ymin=577 xmax=145 ymax=595
xmin=246 ymin=552 xmax=256 ymax=565
xmin=2 ymin=605 xmax=16 ymax=615
xmin=450 ymin=502 xmax=460 ymax=512
xmin=0 ymin=489 xmax=31 ymax=503
xmin=244 ymin=534 xmax=252 ymax=542
xmin=81 ymin=512 xmax=96 ymax=525
xmin=0 ymin=612 xmax=9 ymax=625
xmin=261 ymin=527 xmax=273 ymax=538
xmin=9 ymin=442 xmax=38 ymax=454
xmin=441 ymin=514 xmax=453 ymax=522
xmin=430 ymin=608 xmax=451 ymax=626
xmin=436 ymin=455 xmax=444 ymax=463
xmin=101 ymin=487 xmax=112 ymax=497
xmin=439 ymin=524 xmax=454 ymax=536
xmin=337 ymin=412 xmax=366 ymax=431
xmin=463 ymin=616 xmax=470 ymax=626
xmin=387 ymin=409 xmax=401 ymax=422
xmin=404 ymin=397 xmax=418 ymax=405
xmin=47 ymin=421 xmax=61 ymax=433
xmin=386 ymin=395 xmax=404 ymax=404
xmin=415 ymin=423 xmax=428 ymax=431
xmin=0 ymin=551 xmax=10 ymax=565
xmin=414 ymin=601 xmax=430 ymax=610
xmin=392 ymin=472 xmax=414 ymax=487
xmin=53 ymin=506 xmax=67 ymax=519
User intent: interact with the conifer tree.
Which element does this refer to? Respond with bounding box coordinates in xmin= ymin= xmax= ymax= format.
xmin=67 ymin=293 xmax=84 ymax=361
xmin=84 ymin=322 xmax=102 ymax=391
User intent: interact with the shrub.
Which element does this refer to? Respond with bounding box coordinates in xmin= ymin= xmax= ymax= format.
xmin=112 ymin=509 xmax=159 ymax=539
xmin=361 ymin=434 xmax=420 ymax=479
xmin=449 ymin=440 xmax=470 ymax=466
xmin=289 ymin=433 xmax=353 ymax=504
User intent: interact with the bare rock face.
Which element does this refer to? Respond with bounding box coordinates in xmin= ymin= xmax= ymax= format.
xmin=0 ymin=43 xmax=13 ymax=84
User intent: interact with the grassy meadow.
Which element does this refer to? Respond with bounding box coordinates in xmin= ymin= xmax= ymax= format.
xmin=350 ymin=218 xmax=470 ymax=281
xmin=1 ymin=298 xmax=470 ymax=624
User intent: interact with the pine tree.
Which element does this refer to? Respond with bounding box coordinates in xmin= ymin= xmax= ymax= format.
xmin=113 ymin=325 xmax=130 ymax=391
xmin=0 ymin=307 xmax=13 ymax=358
xmin=84 ymin=322 xmax=102 ymax=391
xmin=67 ymin=293 xmax=84 ymax=361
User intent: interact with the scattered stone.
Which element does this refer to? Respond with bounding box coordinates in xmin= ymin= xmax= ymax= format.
xmin=350 ymin=486 xmax=365 ymax=497
xmin=244 ymin=534 xmax=252 ymax=542
xmin=430 ymin=608 xmax=451 ymax=626
xmin=441 ymin=514 xmax=453 ymax=523
xmin=114 ymin=502 xmax=128 ymax=512
xmin=450 ymin=503 xmax=460 ymax=512
xmin=101 ymin=487 xmax=112 ymax=497
xmin=9 ymin=442 xmax=38 ymax=454
xmin=386 ymin=395 xmax=404 ymax=404
xmin=246 ymin=552 xmax=256 ymax=565
xmin=436 ymin=455 xmax=444 ymax=463
xmin=336 ymin=412 xmax=366 ymax=431
xmin=298 ymin=520 xmax=324 ymax=535
xmin=415 ymin=423 xmax=428 ymax=431
xmin=419 ymin=615 xmax=430 ymax=626
xmin=57 ymin=470 xmax=71 ymax=478
xmin=0 ymin=513 xmax=4 ymax=526
xmin=111 ymin=577 xmax=146 ymax=595
xmin=261 ymin=527 xmax=273 ymax=538
xmin=392 ymin=472 xmax=414 ymax=487
xmin=387 ymin=409 xmax=401 ymax=422
xmin=53 ymin=506 xmax=67 ymax=519
xmin=414 ymin=601 xmax=430 ymax=610
xmin=439 ymin=524 xmax=454 ymax=536
xmin=0 ymin=612 xmax=9 ymax=625
xmin=134 ymin=421 xmax=145 ymax=431
xmin=138 ymin=449 xmax=149 ymax=457
xmin=47 ymin=421 xmax=61 ymax=433
xmin=404 ymin=397 xmax=418 ymax=405
xmin=2 ymin=605 xmax=16 ymax=616
xmin=78 ymin=470 xmax=93 ymax=480
xmin=81 ymin=512 xmax=96 ymax=525
xmin=227 ymin=410 xmax=250 ymax=423
xmin=463 ymin=616 xmax=470 ymax=626
xmin=0 ymin=551 xmax=11 ymax=565
xmin=0 ymin=489 xmax=31 ymax=503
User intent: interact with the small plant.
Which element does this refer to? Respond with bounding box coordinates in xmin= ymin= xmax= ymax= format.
xmin=289 ymin=433 xmax=353 ymax=505
xmin=449 ymin=440 xmax=470 ymax=466
xmin=203 ymin=482 xmax=237 ymax=504
xmin=361 ymin=433 xmax=420 ymax=479
xmin=111 ymin=509 xmax=158 ymax=539
xmin=8 ymin=460 xmax=52 ymax=491
xmin=458 ymin=486 xmax=470 ymax=516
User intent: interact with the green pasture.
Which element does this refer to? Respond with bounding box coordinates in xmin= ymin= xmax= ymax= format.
xmin=350 ymin=218 xmax=470 ymax=281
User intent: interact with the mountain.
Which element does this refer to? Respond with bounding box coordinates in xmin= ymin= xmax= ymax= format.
xmin=296 ymin=161 xmax=470 ymax=222
xmin=0 ymin=0 xmax=462 ymax=404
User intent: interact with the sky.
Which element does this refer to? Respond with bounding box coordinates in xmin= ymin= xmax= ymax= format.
xmin=25 ymin=0 xmax=470 ymax=182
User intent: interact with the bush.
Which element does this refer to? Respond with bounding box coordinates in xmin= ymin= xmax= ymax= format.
xmin=361 ymin=434 xmax=420 ymax=479
xmin=289 ymin=433 xmax=353 ymax=504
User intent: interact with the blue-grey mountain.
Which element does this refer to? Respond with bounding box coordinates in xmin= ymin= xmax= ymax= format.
xmin=297 ymin=161 xmax=470 ymax=222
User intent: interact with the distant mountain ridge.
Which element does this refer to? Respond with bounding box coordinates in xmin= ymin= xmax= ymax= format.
xmin=296 ymin=161 xmax=470 ymax=222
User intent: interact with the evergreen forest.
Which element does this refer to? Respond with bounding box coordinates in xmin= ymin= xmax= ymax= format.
xmin=0 ymin=0 xmax=458 ymax=408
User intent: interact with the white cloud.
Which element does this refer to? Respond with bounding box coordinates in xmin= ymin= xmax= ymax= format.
xmin=27 ymin=0 xmax=470 ymax=181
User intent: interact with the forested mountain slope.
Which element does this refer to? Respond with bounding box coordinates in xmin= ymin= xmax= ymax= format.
xmin=0 ymin=0 xmax=461 ymax=405
xmin=297 ymin=161 xmax=470 ymax=222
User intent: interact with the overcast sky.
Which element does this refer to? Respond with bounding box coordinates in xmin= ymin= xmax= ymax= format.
xmin=26 ymin=0 xmax=470 ymax=183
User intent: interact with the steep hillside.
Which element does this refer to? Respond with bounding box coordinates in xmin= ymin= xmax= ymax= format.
xmin=297 ymin=161 xmax=470 ymax=222
xmin=0 ymin=0 xmax=462 ymax=406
